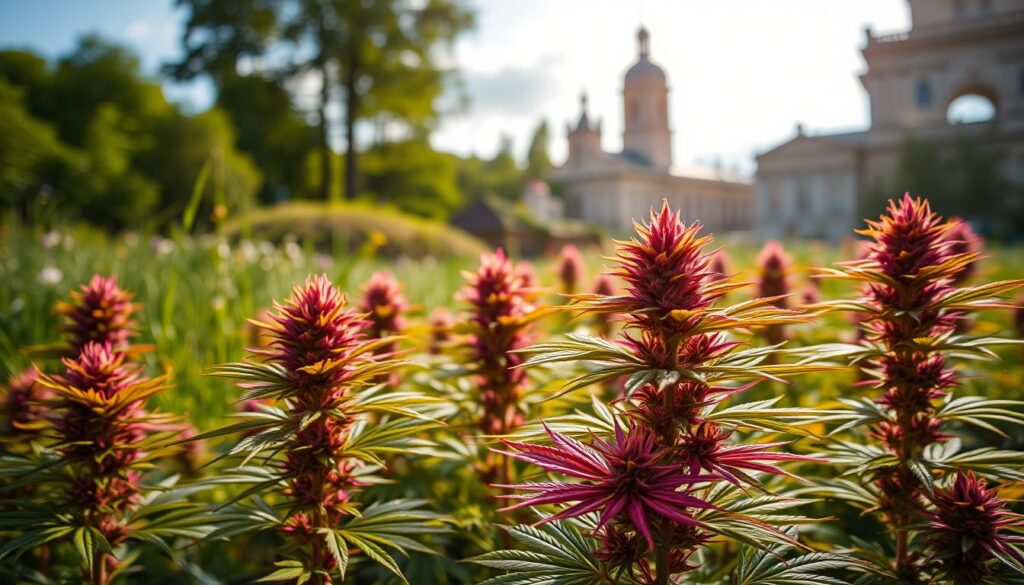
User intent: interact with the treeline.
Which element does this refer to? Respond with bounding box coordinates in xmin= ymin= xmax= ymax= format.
xmin=868 ymin=128 xmax=1024 ymax=238
xmin=2 ymin=0 xmax=557 ymax=230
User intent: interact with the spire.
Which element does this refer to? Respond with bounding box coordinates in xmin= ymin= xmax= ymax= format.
xmin=637 ymin=26 xmax=650 ymax=58
xmin=575 ymin=91 xmax=592 ymax=131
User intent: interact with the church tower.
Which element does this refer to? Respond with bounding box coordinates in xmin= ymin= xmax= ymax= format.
xmin=566 ymin=93 xmax=603 ymax=167
xmin=623 ymin=26 xmax=672 ymax=169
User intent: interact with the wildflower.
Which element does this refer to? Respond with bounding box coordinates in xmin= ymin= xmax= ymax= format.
xmin=591 ymin=274 xmax=617 ymax=337
xmin=928 ymin=472 xmax=1024 ymax=583
xmin=428 ymin=307 xmax=454 ymax=355
xmin=708 ymin=249 xmax=731 ymax=283
xmin=944 ymin=217 xmax=983 ymax=284
xmin=756 ymin=241 xmax=791 ymax=305
xmin=358 ymin=271 xmax=407 ymax=351
xmin=37 ymin=265 xmax=63 ymax=286
xmin=0 ymin=370 xmax=51 ymax=441
xmin=557 ymin=244 xmax=584 ymax=295
xmin=499 ymin=424 xmax=715 ymax=549
xmin=55 ymin=275 xmax=137 ymax=353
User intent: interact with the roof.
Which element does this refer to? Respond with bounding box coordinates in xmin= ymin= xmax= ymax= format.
xmin=625 ymin=56 xmax=666 ymax=84
xmin=757 ymin=129 xmax=868 ymax=160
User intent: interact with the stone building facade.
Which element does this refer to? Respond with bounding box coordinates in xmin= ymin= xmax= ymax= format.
xmin=757 ymin=0 xmax=1024 ymax=240
xmin=550 ymin=28 xmax=755 ymax=234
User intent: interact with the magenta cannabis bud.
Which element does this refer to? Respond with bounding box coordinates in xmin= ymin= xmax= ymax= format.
xmin=756 ymin=240 xmax=792 ymax=316
xmin=358 ymin=270 xmax=407 ymax=343
xmin=708 ymin=249 xmax=731 ymax=283
xmin=499 ymin=424 xmax=715 ymax=549
xmin=590 ymin=201 xmax=722 ymax=336
xmin=428 ymin=306 xmax=455 ymax=355
xmin=55 ymin=275 xmax=138 ymax=353
xmin=254 ymin=274 xmax=371 ymax=391
xmin=557 ymin=244 xmax=584 ymax=295
xmin=928 ymin=472 xmax=1024 ymax=583
xmin=1 ymin=369 xmax=51 ymax=438
xmin=591 ymin=274 xmax=617 ymax=337
xmin=943 ymin=217 xmax=983 ymax=284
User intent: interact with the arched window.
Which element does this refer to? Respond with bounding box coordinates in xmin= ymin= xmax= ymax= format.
xmin=947 ymin=94 xmax=997 ymax=124
xmin=916 ymin=81 xmax=933 ymax=107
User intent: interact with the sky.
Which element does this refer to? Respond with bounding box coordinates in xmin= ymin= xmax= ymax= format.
xmin=0 ymin=0 xmax=911 ymax=173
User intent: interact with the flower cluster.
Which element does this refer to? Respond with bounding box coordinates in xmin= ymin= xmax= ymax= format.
xmin=458 ymin=250 xmax=537 ymax=438
xmin=358 ymin=270 xmax=407 ymax=353
xmin=55 ymin=275 xmax=138 ymax=353
xmin=944 ymin=217 xmax=983 ymax=284
xmin=428 ymin=307 xmax=454 ymax=355
xmin=556 ymin=244 xmax=583 ymax=295
xmin=590 ymin=274 xmax=616 ymax=338
xmin=927 ymin=471 xmax=1024 ymax=583
xmin=856 ymin=198 xmax=963 ymax=533
xmin=492 ymin=202 xmax=820 ymax=584
xmin=0 ymin=370 xmax=51 ymax=444
xmin=756 ymin=241 xmax=792 ymax=345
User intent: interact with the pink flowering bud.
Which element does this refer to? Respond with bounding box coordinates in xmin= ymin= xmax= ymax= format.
xmin=928 ymin=472 xmax=1024 ymax=582
xmin=755 ymin=241 xmax=792 ymax=307
xmin=499 ymin=423 xmax=717 ymax=550
xmin=358 ymin=271 xmax=407 ymax=341
xmin=253 ymin=274 xmax=371 ymax=391
xmin=944 ymin=217 xmax=983 ymax=284
xmin=708 ymin=249 xmax=731 ymax=283
xmin=556 ymin=244 xmax=584 ymax=295
xmin=56 ymin=275 xmax=138 ymax=353
xmin=1 ymin=369 xmax=52 ymax=437
xmin=428 ymin=307 xmax=454 ymax=355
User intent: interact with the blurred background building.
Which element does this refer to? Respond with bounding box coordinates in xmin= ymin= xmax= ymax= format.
xmin=756 ymin=0 xmax=1024 ymax=241
xmin=550 ymin=28 xmax=755 ymax=234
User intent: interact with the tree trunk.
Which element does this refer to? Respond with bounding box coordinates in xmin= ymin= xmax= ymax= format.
xmin=318 ymin=59 xmax=333 ymax=202
xmin=343 ymin=44 xmax=361 ymax=201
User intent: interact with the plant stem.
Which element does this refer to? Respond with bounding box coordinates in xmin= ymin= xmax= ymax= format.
xmin=655 ymin=519 xmax=671 ymax=585
xmin=895 ymin=529 xmax=908 ymax=573
xmin=92 ymin=553 xmax=107 ymax=585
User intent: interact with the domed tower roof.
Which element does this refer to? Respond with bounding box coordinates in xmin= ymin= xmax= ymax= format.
xmin=574 ymin=92 xmax=596 ymax=132
xmin=625 ymin=26 xmax=666 ymax=84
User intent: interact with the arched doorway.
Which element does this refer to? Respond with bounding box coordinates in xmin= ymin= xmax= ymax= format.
xmin=946 ymin=85 xmax=998 ymax=125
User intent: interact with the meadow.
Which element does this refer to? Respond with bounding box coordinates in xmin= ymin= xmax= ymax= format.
xmin=1 ymin=201 xmax=1023 ymax=584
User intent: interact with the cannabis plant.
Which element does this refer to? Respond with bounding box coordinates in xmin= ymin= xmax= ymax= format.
xmin=0 ymin=275 xmax=202 ymax=584
xmin=204 ymin=274 xmax=446 ymax=584
xmin=473 ymin=202 xmax=844 ymax=584
xmin=812 ymin=195 xmax=1024 ymax=582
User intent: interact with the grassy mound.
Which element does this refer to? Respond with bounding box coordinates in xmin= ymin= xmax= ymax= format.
xmin=222 ymin=201 xmax=486 ymax=258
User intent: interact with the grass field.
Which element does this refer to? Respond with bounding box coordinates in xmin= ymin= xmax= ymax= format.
xmin=4 ymin=222 xmax=1022 ymax=429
